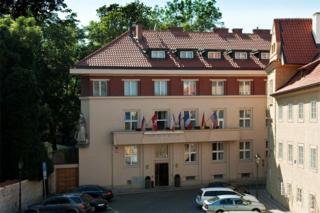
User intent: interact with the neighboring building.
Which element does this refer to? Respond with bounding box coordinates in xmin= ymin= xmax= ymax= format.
xmin=266 ymin=13 xmax=320 ymax=212
xmin=71 ymin=25 xmax=271 ymax=189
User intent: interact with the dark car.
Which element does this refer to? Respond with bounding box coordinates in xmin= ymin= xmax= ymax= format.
xmin=207 ymin=181 xmax=250 ymax=194
xmin=73 ymin=185 xmax=113 ymax=202
xmin=24 ymin=193 xmax=94 ymax=213
xmin=80 ymin=193 xmax=109 ymax=211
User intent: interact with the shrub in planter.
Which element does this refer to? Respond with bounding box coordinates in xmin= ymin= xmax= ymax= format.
xmin=194 ymin=126 xmax=201 ymax=130
xmin=135 ymin=128 xmax=141 ymax=131
xmin=205 ymin=126 xmax=210 ymax=129
xmin=145 ymin=127 xmax=152 ymax=131
xmin=175 ymin=126 xmax=181 ymax=130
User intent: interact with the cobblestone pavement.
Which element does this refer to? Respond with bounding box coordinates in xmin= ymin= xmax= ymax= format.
xmin=102 ymin=187 xmax=289 ymax=213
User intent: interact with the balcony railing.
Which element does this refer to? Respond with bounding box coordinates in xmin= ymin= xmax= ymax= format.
xmin=113 ymin=128 xmax=240 ymax=145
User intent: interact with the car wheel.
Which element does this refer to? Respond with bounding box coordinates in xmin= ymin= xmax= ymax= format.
xmin=216 ymin=210 xmax=224 ymax=213
xmin=252 ymin=209 xmax=261 ymax=212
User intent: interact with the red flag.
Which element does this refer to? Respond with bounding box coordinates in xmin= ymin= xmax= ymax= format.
xmin=201 ymin=112 xmax=205 ymax=129
xmin=151 ymin=113 xmax=158 ymax=130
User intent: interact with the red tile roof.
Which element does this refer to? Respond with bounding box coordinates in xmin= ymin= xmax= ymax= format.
xmin=76 ymin=28 xmax=271 ymax=70
xmin=273 ymin=58 xmax=320 ymax=95
xmin=274 ymin=19 xmax=318 ymax=64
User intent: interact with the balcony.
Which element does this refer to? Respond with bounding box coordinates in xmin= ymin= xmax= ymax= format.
xmin=113 ymin=128 xmax=240 ymax=145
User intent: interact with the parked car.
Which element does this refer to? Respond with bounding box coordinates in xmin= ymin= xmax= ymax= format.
xmin=195 ymin=187 xmax=258 ymax=206
xmin=24 ymin=193 xmax=94 ymax=213
xmin=207 ymin=181 xmax=250 ymax=194
xmin=73 ymin=185 xmax=113 ymax=202
xmin=202 ymin=194 xmax=266 ymax=212
xmin=77 ymin=193 xmax=108 ymax=211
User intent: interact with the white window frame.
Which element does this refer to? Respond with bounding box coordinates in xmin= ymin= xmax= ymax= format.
xmin=298 ymin=103 xmax=304 ymax=122
xmin=153 ymin=80 xmax=168 ymax=96
xmin=310 ymin=146 xmax=318 ymax=171
xmin=92 ymin=79 xmax=109 ymax=96
xmin=310 ymin=101 xmax=317 ymax=121
xmin=124 ymin=111 xmax=139 ymax=130
xmin=212 ymin=142 xmax=224 ymax=161
xmin=155 ymin=110 xmax=169 ymax=130
xmin=288 ymin=104 xmax=293 ymax=122
xmin=260 ymin=52 xmax=270 ymax=59
xmin=184 ymin=143 xmax=197 ymax=163
xmin=211 ymin=80 xmax=225 ymax=96
xmin=123 ymin=80 xmax=139 ymax=96
xmin=278 ymin=105 xmax=283 ymax=121
xmin=309 ymin=194 xmax=316 ymax=210
xmin=151 ymin=50 xmax=166 ymax=59
xmin=179 ymin=50 xmax=194 ymax=59
xmin=288 ymin=144 xmax=293 ymax=164
xmin=238 ymin=80 xmax=252 ymax=95
xmin=124 ymin=145 xmax=138 ymax=166
xmin=207 ymin=51 xmax=221 ymax=59
xmin=182 ymin=80 xmax=197 ymax=96
xmin=296 ymin=187 xmax=303 ymax=203
xmin=239 ymin=109 xmax=252 ymax=128
xmin=155 ymin=144 xmax=168 ymax=159
xmin=235 ymin=51 xmax=248 ymax=59
xmin=213 ymin=109 xmax=225 ymax=128
xmin=239 ymin=141 xmax=251 ymax=160
xmin=278 ymin=142 xmax=283 ymax=160
xmin=298 ymin=144 xmax=304 ymax=166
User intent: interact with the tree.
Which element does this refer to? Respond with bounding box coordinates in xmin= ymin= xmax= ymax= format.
xmin=0 ymin=16 xmax=52 ymax=180
xmin=159 ymin=0 xmax=222 ymax=31
xmin=0 ymin=0 xmax=66 ymax=21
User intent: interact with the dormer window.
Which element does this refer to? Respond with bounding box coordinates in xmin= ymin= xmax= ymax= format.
xmin=179 ymin=50 xmax=194 ymax=59
xmin=151 ymin=50 xmax=166 ymax=59
xmin=207 ymin=51 xmax=221 ymax=59
xmin=235 ymin=52 xmax=248 ymax=59
xmin=260 ymin=52 xmax=270 ymax=59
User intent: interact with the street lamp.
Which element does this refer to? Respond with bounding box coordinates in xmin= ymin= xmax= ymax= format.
xmin=18 ymin=159 xmax=23 ymax=213
xmin=255 ymin=154 xmax=261 ymax=198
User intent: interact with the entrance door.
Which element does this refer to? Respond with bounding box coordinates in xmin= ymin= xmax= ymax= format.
xmin=155 ymin=163 xmax=169 ymax=186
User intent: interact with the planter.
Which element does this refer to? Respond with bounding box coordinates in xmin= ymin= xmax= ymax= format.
xmin=145 ymin=128 xmax=152 ymax=131
xmin=135 ymin=128 xmax=142 ymax=131
xmin=194 ymin=126 xmax=201 ymax=130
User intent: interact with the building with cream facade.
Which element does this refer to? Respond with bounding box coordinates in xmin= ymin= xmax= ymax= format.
xmin=71 ymin=25 xmax=271 ymax=189
xmin=266 ymin=13 xmax=320 ymax=213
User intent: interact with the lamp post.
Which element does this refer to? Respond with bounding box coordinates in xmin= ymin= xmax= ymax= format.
xmin=18 ymin=159 xmax=23 ymax=213
xmin=255 ymin=154 xmax=261 ymax=198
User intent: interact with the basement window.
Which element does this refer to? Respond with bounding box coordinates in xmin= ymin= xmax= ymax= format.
xmin=186 ymin=176 xmax=196 ymax=181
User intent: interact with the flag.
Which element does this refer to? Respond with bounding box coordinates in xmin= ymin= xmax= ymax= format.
xmin=183 ymin=111 xmax=192 ymax=129
xmin=178 ymin=112 xmax=181 ymax=128
xmin=151 ymin=112 xmax=158 ymax=130
xmin=140 ymin=115 xmax=145 ymax=130
xmin=169 ymin=114 xmax=176 ymax=131
xmin=201 ymin=112 xmax=205 ymax=129
xmin=210 ymin=111 xmax=218 ymax=129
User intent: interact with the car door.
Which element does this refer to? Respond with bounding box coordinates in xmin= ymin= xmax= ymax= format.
xmin=54 ymin=197 xmax=72 ymax=213
xmin=220 ymin=198 xmax=236 ymax=211
xmin=40 ymin=197 xmax=61 ymax=213
xmin=234 ymin=198 xmax=250 ymax=211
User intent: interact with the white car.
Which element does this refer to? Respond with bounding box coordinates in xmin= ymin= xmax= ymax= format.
xmin=195 ymin=187 xmax=258 ymax=206
xmin=202 ymin=194 xmax=266 ymax=212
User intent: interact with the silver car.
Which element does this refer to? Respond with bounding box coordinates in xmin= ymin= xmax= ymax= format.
xmin=202 ymin=194 xmax=266 ymax=212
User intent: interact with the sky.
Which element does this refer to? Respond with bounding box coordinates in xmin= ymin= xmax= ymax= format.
xmin=64 ymin=0 xmax=320 ymax=32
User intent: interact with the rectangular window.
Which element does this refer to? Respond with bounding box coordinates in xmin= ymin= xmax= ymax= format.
xmin=280 ymin=182 xmax=285 ymax=196
xmin=239 ymin=109 xmax=252 ymax=128
xmin=239 ymin=81 xmax=251 ymax=95
xmin=298 ymin=103 xmax=304 ymax=121
xmin=287 ymin=183 xmax=292 ymax=198
xmin=124 ymin=145 xmax=138 ymax=166
xmin=278 ymin=105 xmax=283 ymax=120
xmin=298 ymin=144 xmax=304 ymax=166
xmin=309 ymin=194 xmax=316 ymax=210
xmin=310 ymin=146 xmax=318 ymax=170
xmin=155 ymin=144 xmax=168 ymax=159
xmin=240 ymin=141 xmax=251 ymax=160
xmin=186 ymin=176 xmax=196 ymax=180
xmin=278 ymin=142 xmax=283 ymax=159
xmin=241 ymin=173 xmax=251 ymax=178
xmin=93 ymin=80 xmax=108 ymax=96
xmin=179 ymin=51 xmax=194 ymax=59
xmin=155 ymin=111 xmax=168 ymax=130
xmin=213 ymin=110 xmax=225 ymax=128
xmin=154 ymin=80 xmax=168 ymax=96
xmin=183 ymin=110 xmax=196 ymax=128
xmin=310 ymin=101 xmax=317 ymax=120
xmin=288 ymin=104 xmax=293 ymax=121
xmin=211 ymin=80 xmax=225 ymax=95
xmin=288 ymin=144 xmax=293 ymax=164
xmin=124 ymin=80 xmax=138 ymax=96
xmin=212 ymin=142 xmax=224 ymax=161
xmin=213 ymin=174 xmax=224 ymax=180
xmin=207 ymin=51 xmax=221 ymax=59
xmin=151 ymin=50 xmax=165 ymax=59
xmin=183 ymin=80 xmax=197 ymax=96
xmin=260 ymin=52 xmax=270 ymax=59
xmin=297 ymin=188 xmax=302 ymax=202
xmin=184 ymin=144 xmax=197 ymax=162
xmin=124 ymin=111 xmax=138 ymax=130
xmin=235 ymin=52 xmax=248 ymax=59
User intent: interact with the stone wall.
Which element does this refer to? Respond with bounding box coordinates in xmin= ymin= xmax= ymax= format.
xmin=0 ymin=180 xmax=42 ymax=213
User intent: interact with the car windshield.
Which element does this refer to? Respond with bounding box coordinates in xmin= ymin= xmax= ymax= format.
xmin=206 ymin=197 xmax=219 ymax=203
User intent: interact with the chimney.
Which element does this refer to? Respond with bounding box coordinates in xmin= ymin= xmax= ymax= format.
xmin=213 ymin=28 xmax=229 ymax=34
xmin=135 ymin=23 xmax=143 ymax=41
xmin=232 ymin=28 xmax=242 ymax=34
xmin=312 ymin=12 xmax=320 ymax=46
